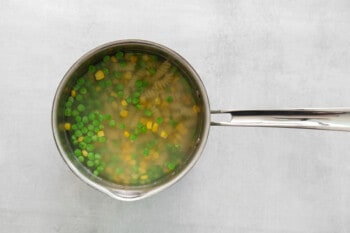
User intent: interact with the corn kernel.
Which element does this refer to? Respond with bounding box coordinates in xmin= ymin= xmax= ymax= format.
xmin=146 ymin=121 xmax=153 ymax=130
xmin=111 ymin=56 xmax=117 ymax=63
xmin=95 ymin=70 xmax=105 ymax=80
xmin=121 ymin=100 xmax=128 ymax=106
xmin=124 ymin=131 xmax=130 ymax=138
xmin=160 ymin=131 xmax=168 ymax=139
xmin=124 ymin=154 xmax=131 ymax=161
xmin=152 ymin=151 xmax=159 ymax=159
xmin=71 ymin=90 xmax=76 ymax=97
xmin=129 ymin=160 xmax=136 ymax=166
xmin=152 ymin=123 xmax=159 ymax=132
xmin=120 ymin=109 xmax=128 ymax=118
xmin=78 ymin=136 xmax=84 ymax=142
xmin=140 ymin=174 xmax=148 ymax=180
xmin=97 ymin=130 xmax=104 ymax=137
xmin=154 ymin=97 xmax=161 ymax=105
xmin=192 ymin=105 xmax=200 ymax=113
xmin=130 ymin=55 xmax=138 ymax=63
xmin=123 ymin=71 xmax=132 ymax=80
xmin=82 ymin=150 xmax=88 ymax=157
xmin=139 ymin=167 xmax=146 ymax=174
xmin=64 ymin=123 xmax=71 ymax=130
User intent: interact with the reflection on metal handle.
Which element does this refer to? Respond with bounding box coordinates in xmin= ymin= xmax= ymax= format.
xmin=211 ymin=108 xmax=350 ymax=131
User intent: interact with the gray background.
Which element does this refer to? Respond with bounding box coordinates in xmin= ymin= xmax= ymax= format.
xmin=1 ymin=0 xmax=350 ymax=232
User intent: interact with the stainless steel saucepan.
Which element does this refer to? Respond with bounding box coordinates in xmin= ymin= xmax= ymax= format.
xmin=52 ymin=40 xmax=350 ymax=201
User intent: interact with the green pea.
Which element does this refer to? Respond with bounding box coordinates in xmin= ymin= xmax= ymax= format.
xmin=144 ymin=109 xmax=152 ymax=117
xmin=87 ymin=161 xmax=94 ymax=167
xmin=88 ymin=65 xmax=96 ymax=73
xmin=99 ymin=124 xmax=104 ymax=130
xmin=79 ymin=142 xmax=87 ymax=149
xmin=72 ymin=110 xmax=79 ymax=117
xmin=88 ymin=124 xmax=94 ymax=131
xmin=105 ymin=79 xmax=112 ymax=87
xmin=68 ymin=96 xmax=74 ymax=103
xmin=93 ymin=170 xmax=99 ymax=176
xmin=104 ymin=114 xmax=112 ymax=121
xmin=103 ymin=55 xmax=110 ymax=63
xmin=117 ymin=90 xmax=124 ymax=97
xmin=94 ymin=160 xmax=100 ymax=166
xmin=97 ymin=165 xmax=104 ymax=172
xmin=109 ymin=120 xmax=116 ymax=127
xmin=79 ymin=87 xmax=87 ymax=95
xmin=88 ymin=113 xmax=95 ymax=121
xmin=119 ymin=60 xmax=126 ymax=67
xmin=99 ymin=136 xmax=106 ymax=143
xmin=91 ymin=135 xmax=98 ymax=142
xmin=81 ymin=127 xmax=88 ymax=134
xmin=86 ymin=144 xmax=94 ymax=152
xmin=166 ymin=96 xmax=173 ymax=103
xmin=77 ymin=78 xmax=85 ymax=86
xmin=143 ymin=148 xmax=149 ymax=156
xmin=74 ymin=149 xmax=82 ymax=157
xmin=95 ymin=153 xmax=101 ymax=160
xmin=88 ymin=152 xmax=95 ymax=160
xmin=132 ymin=97 xmax=139 ymax=105
xmin=103 ymin=67 xmax=109 ymax=75
xmin=74 ymin=130 xmax=82 ymax=137
xmin=64 ymin=109 xmax=71 ymax=116
xmin=116 ymin=83 xmax=124 ymax=91
xmin=135 ymin=80 xmax=143 ymax=88
xmin=156 ymin=117 xmax=163 ymax=124
xmin=77 ymin=104 xmax=85 ymax=112
xmin=116 ymin=167 xmax=123 ymax=174
xmin=71 ymin=124 xmax=78 ymax=131
xmin=76 ymin=94 xmax=83 ymax=101
xmin=167 ymin=162 xmax=176 ymax=170
xmin=116 ymin=51 xmax=124 ymax=59
xmin=92 ymin=120 xmax=99 ymax=126
xmin=130 ymin=134 xmax=137 ymax=141
xmin=78 ymin=156 xmax=84 ymax=162
xmin=118 ymin=123 xmax=126 ymax=129
xmin=75 ymin=116 xmax=82 ymax=122
xmin=87 ymin=131 xmax=94 ymax=137
xmin=113 ymin=71 xmax=122 ymax=78
xmin=149 ymin=67 xmax=156 ymax=75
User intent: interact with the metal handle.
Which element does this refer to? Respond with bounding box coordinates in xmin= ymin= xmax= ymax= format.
xmin=210 ymin=108 xmax=350 ymax=131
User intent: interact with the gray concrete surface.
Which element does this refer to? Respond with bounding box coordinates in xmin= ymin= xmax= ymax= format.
xmin=1 ymin=0 xmax=350 ymax=232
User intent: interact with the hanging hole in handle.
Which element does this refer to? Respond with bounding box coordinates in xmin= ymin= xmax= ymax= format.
xmin=210 ymin=111 xmax=232 ymax=125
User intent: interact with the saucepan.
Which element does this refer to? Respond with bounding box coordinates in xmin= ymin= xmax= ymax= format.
xmin=52 ymin=39 xmax=350 ymax=201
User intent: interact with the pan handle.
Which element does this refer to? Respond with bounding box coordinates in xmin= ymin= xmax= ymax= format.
xmin=210 ymin=108 xmax=350 ymax=131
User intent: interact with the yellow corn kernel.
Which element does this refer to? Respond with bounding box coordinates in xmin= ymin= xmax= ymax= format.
xmin=121 ymin=99 xmax=128 ymax=106
xmin=97 ymin=130 xmax=104 ymax=137
xmin=154 ymin=97 xmax=161 ymax=105
xmin=64 ymin=123 xmax=71 ymax=131
xmin=192 ymin=105 xmax=200 ymax=113
xmin=139 ymin=167 xmax=146 ymax=174
xmin=78 ymin=136 xmax=84 ymax=142
xmin=82 ymin=150 xmax=88 ymax=157
xmin=151 ymin=151 xmax=159 ymax=159
xmin=146 ymin=121 xmax=153 ymax=130
xmin=71 ymin=90 xmax=76 ymax=97
xmin=152 ymin=123 xmax=159 ymax=132
xmin=140 ymin=174 xmax=148 ymax=180
xmin=111 ymin=56 xmax=117 ymax=63
xmin=120 ymin=109 xmax=128 ymax=118
xmin=95 ymin=70 xmax=105 ymax=80
xmin=123 ymin=71 xmax=132 ymax=80
xmin=160 ymin=131 xmax=168 ymax=139
xmin=130 ymin=55 xmax=138 ymax=63
xmin=129 ymin=159 xmax=136 ymax=166
xmin=124 ymin=154 xmax=132 ymax=161
xmin=124 ymin=131 xmax=130 ymax=138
